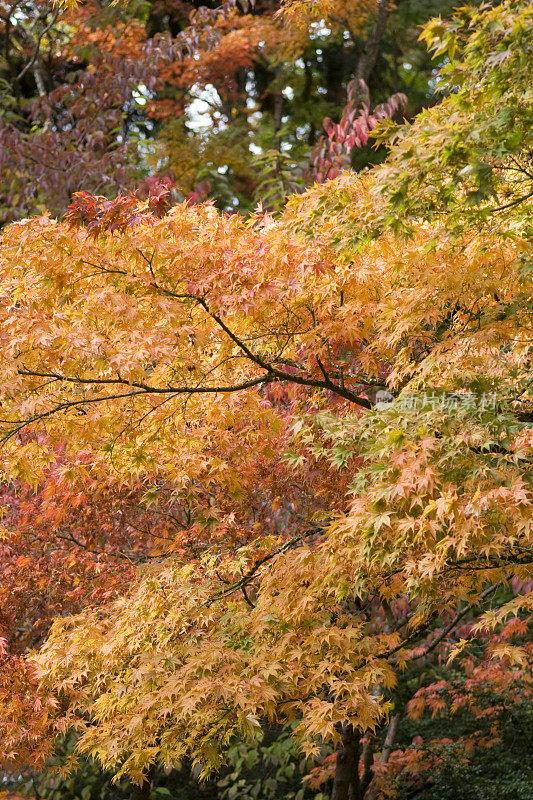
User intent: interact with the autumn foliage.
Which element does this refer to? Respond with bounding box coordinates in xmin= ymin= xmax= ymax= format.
xmin=0 ymin=1 xmax=532 ymax=800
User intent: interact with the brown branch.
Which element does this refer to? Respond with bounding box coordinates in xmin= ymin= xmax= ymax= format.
xmin=0 ymin=389 xmax=145 ymax=444
xmin=16 ymin=367 xmax=271 ymax=396
xmin=376 ymin=581 xmax=502 ymax=662
xmin=13 ymin=7 xmax=60 ymax=88
xmin=489 ymin=190 xmax=533 ymax=212
xmin=2 ymin=374 xmax=273 ymax=444
xmin=206 ymin=526 xmax=321 ymax=607
xmin=193 ymin=297 xmax=372 ymax=407
xmin=379 ymin=713 xmax=400 ymax=764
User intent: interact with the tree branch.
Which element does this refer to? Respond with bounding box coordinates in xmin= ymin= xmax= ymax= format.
xmin=356 ymin=0 xmax=390 ymax=85
xmin=206 ymin=526 xmax=322 ymax=607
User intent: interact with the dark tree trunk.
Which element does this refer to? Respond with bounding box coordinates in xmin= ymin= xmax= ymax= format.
xmin=355 ymin=0 xmax=390 ymax=85
xmin=359 ymin=735 xmax=375 ymax=798
xmin=132 ymin=779 xmax=151 ymax=800
xmin=331 ymin=723 xmax=361 ymax=800
xmin=132 ymin=766 xmax=155 ymax=800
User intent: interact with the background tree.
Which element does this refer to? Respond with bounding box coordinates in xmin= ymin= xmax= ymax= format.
xmin=1 ymin=0 xmax=475 ymax=222
xmin=0 ymin=0 xmax=161 ymax=224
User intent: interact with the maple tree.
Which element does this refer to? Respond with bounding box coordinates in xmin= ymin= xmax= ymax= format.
xmin=0 ymin=1 xmax=531 ymax=800
xmin=0 ymin=0 xmax=162 ymax=225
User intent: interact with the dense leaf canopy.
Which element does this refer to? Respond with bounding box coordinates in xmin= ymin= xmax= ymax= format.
xmin=0 ymin=2 xmax=531 ymax=800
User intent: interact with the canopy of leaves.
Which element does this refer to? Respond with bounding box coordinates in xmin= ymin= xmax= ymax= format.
xmin=0 ymin=3 xmax=531 ymax=800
